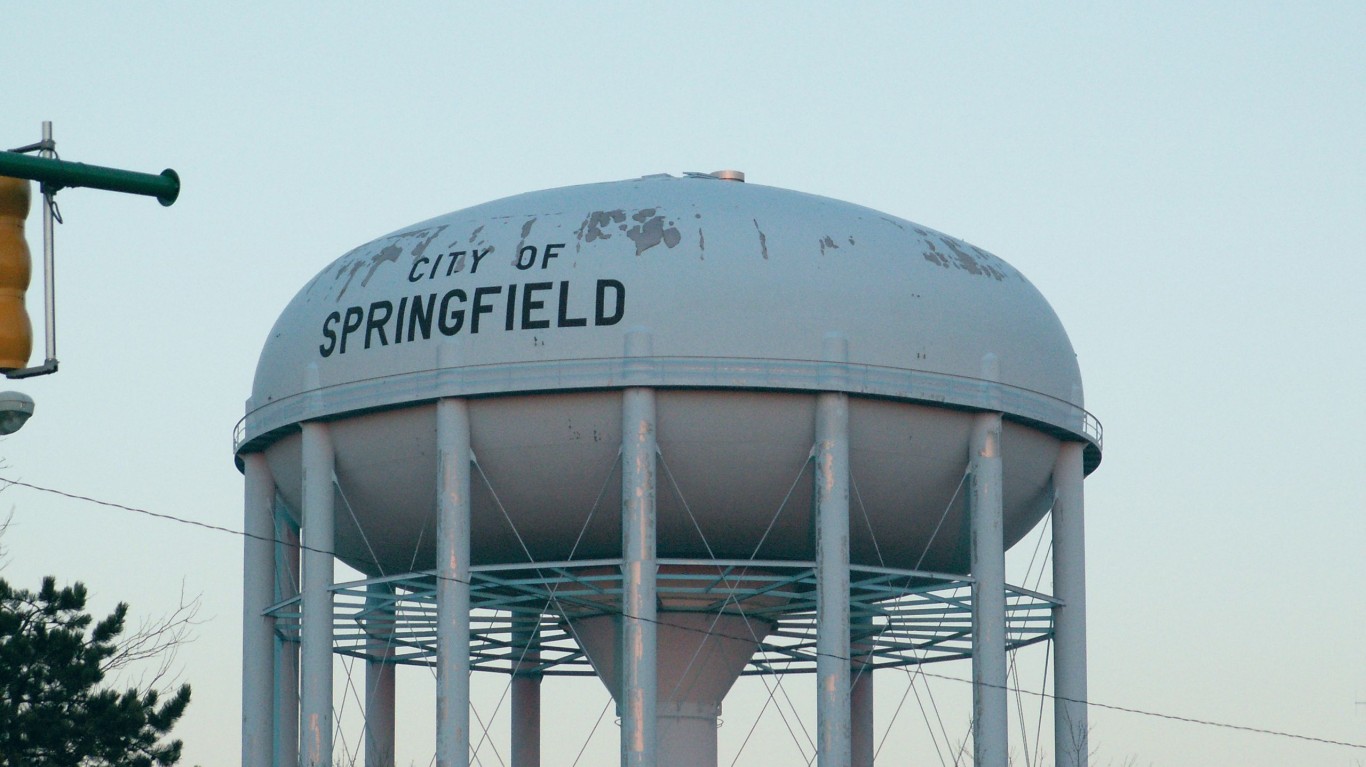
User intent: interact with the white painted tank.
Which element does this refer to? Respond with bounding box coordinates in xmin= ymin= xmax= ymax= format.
xmin=237 ymin=172 xmax=1099 ymax=576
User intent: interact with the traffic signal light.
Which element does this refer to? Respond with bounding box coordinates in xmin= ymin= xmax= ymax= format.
xmin=0 ymin=176 xmax=30 ymax=372
xmin=0 ymin=122 xmax=181 ymax=379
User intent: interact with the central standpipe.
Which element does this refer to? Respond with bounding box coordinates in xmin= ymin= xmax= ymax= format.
xmin=365 ymin=583 xmax=397 ymax=767
xmin=436 ymin=398 xmax=473 ymax=767
xmin=510 ymin=616 xmax=542 ymax=767
xmin=850 ymin=615 xmax=876 ymax=767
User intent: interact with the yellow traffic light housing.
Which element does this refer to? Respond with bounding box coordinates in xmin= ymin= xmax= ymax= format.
xmin=0 ymin=176 xmax=31 ymax=373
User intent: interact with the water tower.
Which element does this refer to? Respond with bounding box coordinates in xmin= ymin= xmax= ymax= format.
xmin=236 ymin=172 xmax=1101 ymax=767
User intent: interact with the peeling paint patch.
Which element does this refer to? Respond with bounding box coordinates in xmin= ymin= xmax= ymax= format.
xmin=578 ymin=209 xmax=627 ymax=244
xmin=512 ymin=217 xmax=539 ymax=265
xmin=625 ymin=209 xmax=681 ymax=255
xmin=468 ymin=225 xmax=485 ymax=243
xmin=335 ymin=260 xmax=364 ymax=299
xmin=577 ymin=207 xmax=682 ymax=255
xmin=698 ymin=228 xmax=705 ymax=258
xmin=922 ymin=240 xmax=951 ymax=268
xmin=410 ymin=227 xmax=446 ymax=259
xmin=309 ymin=244 xmax=364 ymax=295
xmin=921 ymin=236 xmax=1008 ymax=281
xmin=753 ymin=219 xmax=768 ymax=259
xmin=819 ymin=235 xmax=840 ymax=255
xmin=329 ymin=226 xmax=447 ymax=299
xmin=361 ymin=243 xmax=403 ymax=288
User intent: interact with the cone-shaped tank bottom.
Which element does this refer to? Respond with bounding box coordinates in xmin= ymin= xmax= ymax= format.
xmin=570 ymin=612 xmax=773 ymax=767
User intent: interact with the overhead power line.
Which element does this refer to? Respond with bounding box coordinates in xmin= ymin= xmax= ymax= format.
xmin=3 ymin=474 xmax=1364 ymax=753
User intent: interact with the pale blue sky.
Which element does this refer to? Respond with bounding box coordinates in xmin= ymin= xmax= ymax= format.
xmin=3 ymin=3 xmax=1363 ymax=765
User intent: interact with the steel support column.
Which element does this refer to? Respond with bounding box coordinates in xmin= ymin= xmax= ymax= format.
xmin=436 ymin=398 xmax=473 ymax=767
xmin=850 ymin=614 xmax=875 ymax=767
xmin=510 ymin=614 xmax=542 ymax=767
xmin=970 ymin=411 xmax=1007 ymax=767
xmin=275 ymin=512 xmax=301 ymax=767
xmin=850 ymin=668 xmax=873 ymax=767
xmin=300 ymin=422 xmax=335 ymax=767
xmin=365 ymin=582 xmax=397 ymax=767
xmin=1052 ymin=442 xmax=1088 ymax=766
xmin=242 ymin=453 xmax=275 ymax=767
xmin=816 ymin=390 xmax=852 ymax=767
xmin=621 ymin=383 xmax=658 ymax=767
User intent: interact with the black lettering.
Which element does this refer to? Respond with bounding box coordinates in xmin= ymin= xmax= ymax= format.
xmin=516 ymin=245 xmax=538 ymax=270
xmin=543 ymin=242 xmax=564 ymax=268
xmin=320 ymin=311 xmax=340 ymax=357
xmin=408 ymin=257 xmax=429 ymax=282
xmin=409 ymin=293 xmax=436 ymax=341
xmin=438 ymin=289 xmax=466 ymax=335
xmin=428 ymin=253 xmax=444 ymax=280
xmin=505 ymin=283 xmax=517 ymax=330
xmin=470 ymin=247 xmax=491 ymax=273
xmin=595 ymin=279 xmax=625 ymax=326
xmin=522 ymin=282 xmax=552 ymax=329
xmin=557 ymin=281 xmax=587 ymax=327
xmin=394 ymin=297 xmax=408 ymax=344
xmin=365 ymin=301 xmax=393 ymax=349
xmin=446 ymin=251 xmax=466 ymax=277
xmin=471 ymin=286 xmax=501 ymax=333
xmin=339 ymin=306 xmax=364 ymax=354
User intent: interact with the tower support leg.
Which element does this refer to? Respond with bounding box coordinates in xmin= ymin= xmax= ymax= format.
xmin=850 ymin=661 xmax=874 ymax=767
xmin=816 ymin=390 xmax=852 ymax=767
xmin=366 ymin=582 xmax=397 ymax=767
xmin=242 ymin=453 xmax=276 ymax=767
xmin=511 ymin=615 xmax=542 ymax=767
xmin=436 ymin=398 xmax=473 ymax=767
xmin=621 ymin=385 xmax=658 ymax=767
xmin=1052 ymin=442 xmax=1088 ymax=766
xmin=300 ymin=422 xmax=335 ymax=767
xmin=970 ymin=412 xmax=1007 ymax=767
xmin=275 ymin=514 xmax=300 ymax=767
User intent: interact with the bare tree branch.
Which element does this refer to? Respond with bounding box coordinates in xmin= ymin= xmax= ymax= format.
xmin=101 ymin=580 xmax=203 ymax=696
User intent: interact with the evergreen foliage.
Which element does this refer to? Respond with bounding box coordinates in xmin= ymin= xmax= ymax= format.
xmin=0 ymin=575 xmax=191 ymax=767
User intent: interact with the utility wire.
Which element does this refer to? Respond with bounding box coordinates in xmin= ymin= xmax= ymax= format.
xmin=4 ymin=475 xmax=1366 ymax=753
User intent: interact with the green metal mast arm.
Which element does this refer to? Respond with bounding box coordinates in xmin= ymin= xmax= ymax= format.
xmin=0 ymin=150 xmax=180 ymax=206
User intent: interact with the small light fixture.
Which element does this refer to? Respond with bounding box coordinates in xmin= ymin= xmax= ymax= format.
xmin=0 ymin=391 xmax=34 ymax=434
